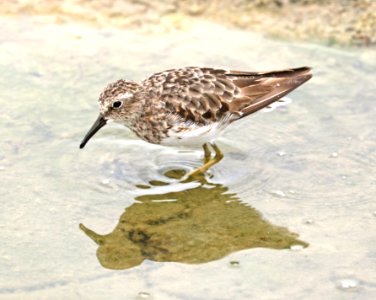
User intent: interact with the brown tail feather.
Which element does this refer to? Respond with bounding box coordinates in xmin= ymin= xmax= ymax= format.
xmin=226 ymin=67 xmax=312 ymax=118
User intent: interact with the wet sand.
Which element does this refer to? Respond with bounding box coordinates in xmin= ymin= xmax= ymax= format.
xmin=2 ymin=0 xmax=376 ymax=46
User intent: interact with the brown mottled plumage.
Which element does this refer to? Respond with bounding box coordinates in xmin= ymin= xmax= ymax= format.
xmin=80 ymin=66 xmax=312 ymax=176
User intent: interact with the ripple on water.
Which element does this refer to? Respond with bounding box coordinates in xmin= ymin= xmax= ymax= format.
xmin=76 ymin=143 xmax=205 ymax=195
xmin=76 ymin=136 xmax=271 ymax=196
xmin=228 ymin=119 xmax=376 ymax=209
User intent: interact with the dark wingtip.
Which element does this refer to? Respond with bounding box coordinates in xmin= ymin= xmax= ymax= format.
xmin=294 ymin=66 xmax=312 ymax=76
xmin=275 ymin=66 xmax=313 ymax=78
xmin=79 ymin=142 xmax=85 ymax=149
xmin=295 ymin=66 xmax=312 ymax=72
xmin=294 ymin=66 xmax=313 ymax=83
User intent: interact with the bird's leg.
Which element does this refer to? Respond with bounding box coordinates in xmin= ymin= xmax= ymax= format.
xmin=203 ymin=143 xmax=211 ymax=163
xmin=187 ymin=142 xmax=224 ymax=178
xmin=211 ymin=143 xmax=224 ymax=162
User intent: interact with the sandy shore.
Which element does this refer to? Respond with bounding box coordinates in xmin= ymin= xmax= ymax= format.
xmin=1 ymin=0 xmax=375 ymax=46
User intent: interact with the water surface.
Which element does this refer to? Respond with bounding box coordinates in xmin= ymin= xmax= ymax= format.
xmin=0 ymin=17 xmax=375 ymax=299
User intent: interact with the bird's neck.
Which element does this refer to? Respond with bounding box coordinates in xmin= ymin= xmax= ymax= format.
xmin=122 ymin=90 xmax=149 ymax=128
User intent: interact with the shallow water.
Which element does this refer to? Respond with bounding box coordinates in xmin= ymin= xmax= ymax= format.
xmin=0 ymin=17 xmax=375 ymax=299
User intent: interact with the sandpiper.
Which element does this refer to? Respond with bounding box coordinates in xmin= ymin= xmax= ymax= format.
xmin=80 ymin=67 xmax=311 ymax=176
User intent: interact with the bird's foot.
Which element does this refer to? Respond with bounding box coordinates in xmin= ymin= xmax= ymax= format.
xmin=183 ymin=143 xmax=223 ymax=181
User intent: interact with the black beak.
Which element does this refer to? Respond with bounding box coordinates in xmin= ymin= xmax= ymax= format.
xmin=79 ymin=114 xmax=107 ymax=149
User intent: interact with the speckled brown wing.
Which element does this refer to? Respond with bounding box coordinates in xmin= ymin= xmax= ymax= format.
xmin=225 ymin=66 xmax=312 ymax=118
xmin=146 ymin=67 xmax=234 ymax=125
xmin=144 ymin=66 xmax=311 ymax=125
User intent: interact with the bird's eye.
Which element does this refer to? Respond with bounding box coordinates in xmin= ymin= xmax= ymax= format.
xmin=112 ymin=100 xmax=123 ymax=109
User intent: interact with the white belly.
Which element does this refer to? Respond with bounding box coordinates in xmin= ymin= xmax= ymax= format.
xmin=161 ymin=122 xmax=225 ymax=146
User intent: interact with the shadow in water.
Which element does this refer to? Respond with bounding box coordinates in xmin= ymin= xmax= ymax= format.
xmin=80 ymin=170 xmax=308 ymax=270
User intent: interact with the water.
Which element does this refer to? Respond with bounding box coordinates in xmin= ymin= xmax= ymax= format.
xmin=0 ymin=17 xmax=375 ymax=299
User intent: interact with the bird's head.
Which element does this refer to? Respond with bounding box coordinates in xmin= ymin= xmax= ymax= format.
xmin=79 ymin=79 xmax=140 ymax=149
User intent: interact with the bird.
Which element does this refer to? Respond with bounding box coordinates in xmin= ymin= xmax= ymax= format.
xmin=80 ymin=66 xmax=312 ymax=177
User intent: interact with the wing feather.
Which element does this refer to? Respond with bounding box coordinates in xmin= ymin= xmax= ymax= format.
xmin=144 ymin=66 xmax=312 ymax=124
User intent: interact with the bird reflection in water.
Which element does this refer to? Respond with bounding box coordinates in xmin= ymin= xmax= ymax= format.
xmin=80 ymin=170 xmax=308 ymax=270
